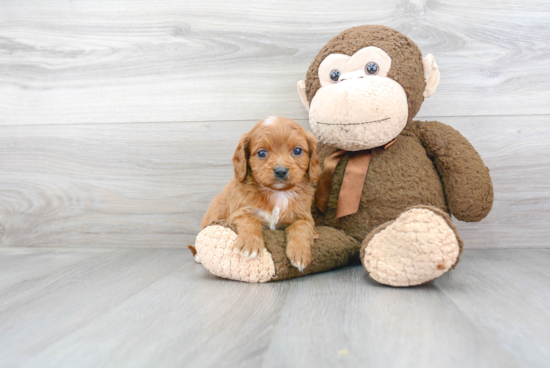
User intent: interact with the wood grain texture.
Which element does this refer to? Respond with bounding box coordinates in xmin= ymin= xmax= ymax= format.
xmin=0 ymin=120 xmax=243 ymax=248
xmin=1 ymin=248 xmax=549 ymax=367
xmin=1 ymin=0 xmax=550 ymax=125
xmin=445 ymin=115 xmax=550 ymax=248
xmin=0 ymin=247 xmax=115 ymax=299
xmin=434 ymin=249 xmax=550 ymax=368
xmin=1 ymin=115 xmax=549 ymax=249
xmin=0 ymin=248 xmax=188 ymax=364
xmin=263 ymin=268 xmax=518 ymax=368
xmin=0 ymin=247 xmax=290 ymax=368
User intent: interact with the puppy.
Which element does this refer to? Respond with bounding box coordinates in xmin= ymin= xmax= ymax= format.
xmin=201 ymin=116 xmax=320 ymax=271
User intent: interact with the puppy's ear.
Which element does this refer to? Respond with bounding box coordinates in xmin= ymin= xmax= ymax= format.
xmin=233 ymin=133 xmax=250 ymax=181
xmin=306 ymin=132 xmax=320 ymax=184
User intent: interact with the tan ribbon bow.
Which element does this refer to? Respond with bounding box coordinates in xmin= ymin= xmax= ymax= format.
xmin=315 ymin=139 xmax=396 ymax=219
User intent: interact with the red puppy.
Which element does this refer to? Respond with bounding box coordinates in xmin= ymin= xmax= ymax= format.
xmin=201 ymin=116 xmax=320 ymax=271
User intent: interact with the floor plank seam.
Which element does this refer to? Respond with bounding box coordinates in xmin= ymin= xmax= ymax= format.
xmin=433 ymin=280 xmax=523 ymax=366
xmin=0 ymin=249 xmax=125 ymax=312
xmin=1 ymin=113 xmax=549 ymax=128
xmin=259 ymin=283 xmax=293 ymax=368
xmin=4 ymin=257 xmax=192 ymax=361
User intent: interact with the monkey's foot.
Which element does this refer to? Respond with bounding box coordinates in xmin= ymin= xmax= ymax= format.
xmin=194 ymin=224 xmax=276 ymax=283
xmin=361 ymin=206 xmax=463 ymax=287
xmin=194 ymin=223 xmax=361 ymax=283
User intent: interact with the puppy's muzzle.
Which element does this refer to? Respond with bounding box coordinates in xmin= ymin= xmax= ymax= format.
xmin=274 ymin=166 xmax=289 ymax=180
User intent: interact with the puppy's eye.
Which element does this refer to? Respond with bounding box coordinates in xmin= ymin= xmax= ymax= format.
xmin=257 ymin=150 xmax=267 ymax=159
xmin=293 ymin=147 xmax=303 ymax=156
xmin=330 ymin=70 xmax=341 ymax=82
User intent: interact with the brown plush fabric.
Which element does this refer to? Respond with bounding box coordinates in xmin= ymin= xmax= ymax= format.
xmin=409 ymin=121 xmax=494 ymax=222
xmin=264 ymin=226 xmax=361 ymax=281
xmin=207 ymin=220 xmax=238 ymax=234
xmin=310 ymin=119 xmax=491 ymax=256
xmin=312 ymin=119 xmax=492 ymax=239
xmin=313 ymin=124 xmax=447 ymax=241
xmin=305 ymin=25 xmax=426 ymax=122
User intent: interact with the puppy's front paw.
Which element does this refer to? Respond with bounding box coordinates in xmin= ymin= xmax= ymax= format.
xmin=286 ymin=240 xmax=312 ymax=272
xmin=235 ymin=235 xmax=265 ymax=259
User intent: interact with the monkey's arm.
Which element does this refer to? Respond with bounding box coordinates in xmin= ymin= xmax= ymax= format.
xmin=411 ymin=120 xmax=493 ymax=222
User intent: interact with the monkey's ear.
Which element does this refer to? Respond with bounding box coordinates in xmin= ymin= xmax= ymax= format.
xmin=297 ymin=80 xmax=310 ymax=112
xmin=422 ymin=54 xmax=440 ymax=98
xmin=305 ymin=132 xmax=320 ymax=184
xmin=233 ymin=133 xmax=250 ymax=182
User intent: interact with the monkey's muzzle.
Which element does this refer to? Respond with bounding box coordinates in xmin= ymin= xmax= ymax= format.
xmin=308 ymin=77 xmax=408 ymax=151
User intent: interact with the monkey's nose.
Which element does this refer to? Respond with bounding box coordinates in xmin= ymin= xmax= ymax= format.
xmin=274 ymin=166 xmax=289 ymax=180
xmin=339 ymin=69 xmax=366 ymax=82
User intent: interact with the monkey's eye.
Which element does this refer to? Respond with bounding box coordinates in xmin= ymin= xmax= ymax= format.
xmin=330 ymin=70 xmax=341 ymax=82
xmin=257 ymin=150 xmax=267 ymax=159
xmin=293 ymin=147 xmax=303 ymax=156
xmin=365 ymin=62 xmax=379 ymax=75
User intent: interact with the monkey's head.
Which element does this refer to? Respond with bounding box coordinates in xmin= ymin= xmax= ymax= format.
xmin=297 ymin=25 xmax=440 ymax=151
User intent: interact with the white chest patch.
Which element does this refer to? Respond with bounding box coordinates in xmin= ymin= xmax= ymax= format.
xmin=268 ymin=190 xmax=297 ymax=212
xmin=251 ymin=190 xmax=298 ymax=230
xmin=251 ymin=207 xmax=281 ymax=230
xmin=268 ymin=207 xmax=280 ymax=230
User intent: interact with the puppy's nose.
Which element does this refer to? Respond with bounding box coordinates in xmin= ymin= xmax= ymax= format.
xmin=274 ymin=166 xmax=289 ymax=180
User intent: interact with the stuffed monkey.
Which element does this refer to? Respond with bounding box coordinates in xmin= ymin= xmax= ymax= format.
xmin=194 ymin=25 xmax=493 ymax=287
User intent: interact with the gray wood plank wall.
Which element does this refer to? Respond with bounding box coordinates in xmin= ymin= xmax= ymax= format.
xmin=1 ymin=0 xmax=549 ymax=249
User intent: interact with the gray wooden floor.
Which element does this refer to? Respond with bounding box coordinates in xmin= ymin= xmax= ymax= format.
xmin=0 ymin=248 xmax=548 ymax=368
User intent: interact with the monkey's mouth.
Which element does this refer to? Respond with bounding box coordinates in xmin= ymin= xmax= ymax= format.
xmin=316 ymin=117 xmax=391 ymax=126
